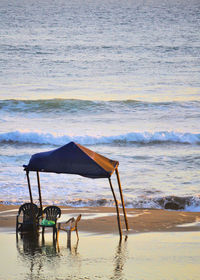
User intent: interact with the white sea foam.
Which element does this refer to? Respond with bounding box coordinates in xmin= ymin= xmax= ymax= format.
xmin=0 ymin=131 xmax=199 ymax=146
xmin=1 ymin=195 xmax=200 ymax=212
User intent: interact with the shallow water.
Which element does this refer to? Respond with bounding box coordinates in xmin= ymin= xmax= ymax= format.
xmin=0 ymin=231 xmax=200 ymax=280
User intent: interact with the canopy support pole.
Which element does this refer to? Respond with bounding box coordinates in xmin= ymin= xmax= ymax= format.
xmin=26 ymin=171 xmax=34 ymax=204
xmin=36 ymin=171 xmax=43 ymax=209
xmin=108 ymin=178 xmax=122 ymax=240
xmin=26 ymin=171 xmax=37 ymax=233
xmin=36 ymin=171 xmax=43 ymax=214
xmin=115 ymin=168 xmax=129 ymax=231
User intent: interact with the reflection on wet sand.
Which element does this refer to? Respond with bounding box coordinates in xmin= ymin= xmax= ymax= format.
xmin=16 ymin=230 xmax=80 ymax=255
xmin=16 ymin=232 xmax=58 ymax=280
xmin=1 ymin=231 xmax=200 ymax=280
xmin=16 ymin=232 xmax=80 ymax=280
xmin=15 ymin=231 xmax=128 ymax=280
xmin=111 ymin=238 xmax=128 ymax=280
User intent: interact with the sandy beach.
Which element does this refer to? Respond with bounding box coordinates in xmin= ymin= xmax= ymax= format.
xmin=1 ymin=204 xmax=200 ymax=280
xmin=1 ymin=204 xmax=200 ymax=234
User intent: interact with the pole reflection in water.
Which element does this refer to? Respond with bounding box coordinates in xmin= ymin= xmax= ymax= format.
xmin=14 ymin=232 xmax=129 ymax=280
xmin=4 ymin=231 xmax=199 ymax=280
xmin=111 ymin=236 xmax=128 ymax=280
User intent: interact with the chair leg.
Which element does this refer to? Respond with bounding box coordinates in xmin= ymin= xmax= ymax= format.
xmin=16 ymin=217 xmax=19 ymax=233
xmin=53 ymin=227 xmax=57 ymax=240
xmin=75 ymin=227 xmax=79 ymax=240
xmin=67 ymin=230 xmax=72 ymax=249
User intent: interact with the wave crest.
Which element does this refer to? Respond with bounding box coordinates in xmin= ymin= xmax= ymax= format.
xmin=1 ymin=99 xmax=200 ymax=114
xmin=0 ymin=131 xmax=200 ymax=145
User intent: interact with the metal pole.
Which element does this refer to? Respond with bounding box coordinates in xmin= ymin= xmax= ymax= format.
xmin=26 ymin=171 xmax=34 ymax=204
xmin=108 ymin=178 xmax=122 ymax=240
xmin=115 ymin=168 xmax=129 ymax=231
xmin=36 ymin=171 xmax=43 ymax=213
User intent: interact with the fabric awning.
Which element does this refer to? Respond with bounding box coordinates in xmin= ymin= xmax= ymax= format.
xmin=24 ymin=141 xmax=119 ymax=179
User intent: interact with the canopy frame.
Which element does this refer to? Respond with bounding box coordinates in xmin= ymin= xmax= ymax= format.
xmin=24 ymin=143 xmax=129 ymax=239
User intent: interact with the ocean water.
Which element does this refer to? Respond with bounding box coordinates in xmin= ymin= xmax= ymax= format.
xmin=0 ymin=0 xmax=200 ymax=210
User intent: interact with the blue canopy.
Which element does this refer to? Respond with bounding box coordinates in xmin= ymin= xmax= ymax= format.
xmin=24 ymin=142 xmax=119 ymax=179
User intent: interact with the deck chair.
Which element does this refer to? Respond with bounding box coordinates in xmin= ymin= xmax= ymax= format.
xmin=40 ymin=206 xmax=61 ymax=239
xmin=16 ymin=203 xmax=40 ymax=233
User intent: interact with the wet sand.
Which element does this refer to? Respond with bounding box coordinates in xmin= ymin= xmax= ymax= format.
xmin=1 ymin=204 xmax=200 ymax=280
xmin=1 ymin=204 xmax=200 ymax=234
xmin=1 ymin=229 xmax=200 ymax=280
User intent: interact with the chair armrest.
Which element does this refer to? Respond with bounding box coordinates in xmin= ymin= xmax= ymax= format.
xmin=75 ymin=214 xmax=81 ymax=226
xmin=65 ymin=217 xmax=75 ymax=224
xmin=71 ymin=214 xmax=81 ymax=232
xmin=16 ymin=214 xmax=21 ymax=232
xmin=16 ymin=214 xmax=20 ymax=222
xmin=62 ymin=215 xmax=81 ymax=231
xmin=58 ymin=218 xmax=75 ymax=230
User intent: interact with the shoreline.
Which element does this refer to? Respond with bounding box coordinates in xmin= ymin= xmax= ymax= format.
xmin=1 ymin=204 xmax=200 ymax=234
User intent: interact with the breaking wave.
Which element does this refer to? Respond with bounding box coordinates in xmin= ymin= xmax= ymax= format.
xmin=126 ymin=195 xmax=200 ymax=211
xmin=1 ymin=195 xmax=200 ymax=212
xmin=0 ymin=131 xmax=200 ymax=146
